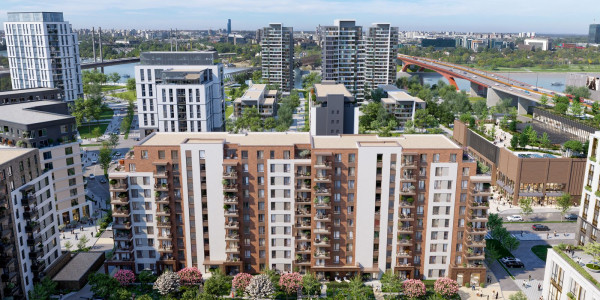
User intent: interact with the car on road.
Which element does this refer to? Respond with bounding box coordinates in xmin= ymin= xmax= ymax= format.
xmin=505 ymin=260 xmax=525 ymax=268
xmin=494 ymin=83 xmax=499 ymax=86
xmin=506 ymin=215 xmax=523 ymax=221
xmin=564 ymin=213 xmax=578 ymax=221
xmin=89 ymin=174 xmax=95 ymax=180
xmin=91 ymin=159 xmax=98 ymax=164
xmin=113 ymin=152 xmax=121 ymax=157
xmin=500 ymin=257 xmax=521 ymax=264
xmin=532 ymin=224 xmax=549 ymax=231
xmin=100 ymin=177 xmax=107 ymax=184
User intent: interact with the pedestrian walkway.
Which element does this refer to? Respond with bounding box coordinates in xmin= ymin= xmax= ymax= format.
xmin=512 ymin=231 xmax=574 ymax=241
xmin=459 ymin=269 xmax=511 ymax=300
xmin=60 ymin=219 xmax=103 ymax=251
xmin=515 ymin=278 xmax=543 ymax=300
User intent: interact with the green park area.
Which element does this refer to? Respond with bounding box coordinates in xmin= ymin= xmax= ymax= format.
xmin=532 ymin=245 xmax=553 ymax=261
xmin=78 ymin=123 xmax=109 ymax=139
xmin=99 ymin=106 xmax=114 ymax=120
xmin=112 ymin=90 xmax=136 ymax=101
xmin=101 ymin=85 xmax=123 ymax=92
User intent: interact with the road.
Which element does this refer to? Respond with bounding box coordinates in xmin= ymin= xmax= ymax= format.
xmin=498 ymin=207 xmax=579 ymax=222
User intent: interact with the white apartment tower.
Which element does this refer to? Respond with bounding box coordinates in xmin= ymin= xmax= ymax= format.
xmin=364 ymin=24 xmax=399 ymax=91
xmin=135 ymin=52 xmax=225 ymax=137
xmin=3 ymin=12 xmax=83 ymax=102
xmin=261 ymin=23 xmax=294 ymax=92
xmin=319 ymin=20 xmax=365 ymax=101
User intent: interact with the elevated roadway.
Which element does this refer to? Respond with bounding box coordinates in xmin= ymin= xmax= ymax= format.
xmin=398 ymin=54 xmax=588 ymax=114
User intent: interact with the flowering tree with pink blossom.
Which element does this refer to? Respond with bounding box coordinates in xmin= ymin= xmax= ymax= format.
xmin=402 ymin=279 xmax=426 ymax=299
xmin=232 ymin=272 xmax=252 ymax=295
xmin=434 ymin=277 xmax=460 ymax=297
xmin=279 ymin=272 xmax=303 ymax=295
xmin=177 ymin=267 xmax=203 ymax=285
xmin=113 ymin=269 xmax=135 ymax=286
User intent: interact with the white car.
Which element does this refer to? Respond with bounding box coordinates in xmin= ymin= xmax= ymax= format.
xmin=89 ymin=174 xmax=95 ymax=180
xmin=506 ymin=215 xmax=523 ymax=222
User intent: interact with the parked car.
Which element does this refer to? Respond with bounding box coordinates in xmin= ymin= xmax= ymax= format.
xmin=500 ymin=257 xmax=522 ymax=264
xmin=506 ymin=215 xmax=523 ymax=222
xmin=505 ymin=260 xmax=525 ymax=268
xmin=532 ymin=224 xmax=549 ymax=231
xmin=100 ymin=177 xmax=107 ymax=184
xmin=564 ymin=214 xmax=578 ymax=221
xmin=89 ymin=174 xmax=95 ymax=180
xmin=91 ymin=158 xmax=98 ymax=164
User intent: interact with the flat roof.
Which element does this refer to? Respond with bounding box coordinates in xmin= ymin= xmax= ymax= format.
xmin=0 ymin=149 xmax=36 ymax=165
xmin=387 ymin=91 xmax=424 ymax=102
xmin=52 ymin=252 xmax=104 ymax=282
xmin=0 ymin=87 xmax=60 ymax=97
xmin=141 ymin=132 xmax=459 ymax=150
xmin=315 ymin=82 xmax=352 ymax=97
xmin=0 ymin=100 xmax=73 ymax=125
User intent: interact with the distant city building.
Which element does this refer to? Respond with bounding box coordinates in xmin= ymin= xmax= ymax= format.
xmin=364 ymin=23 xmax=399 ymax=91
xmin=421 ymin=38 xmax=456 ymax=49
xmin=233 ymin=84 xmax=278 ymax=118
xmin=0 ymin=148 xmax=63 ymax=299
xmin=589 ymin=24 xmax=600 ymax=44
xmin=524 ymin=38 xmax=552 ymax=51
xmin=261 ymin=23 xmax=294 ymax=92
xmin=227 ymin=19 xmax=231 ymax=35
xmin=135 ymin=51 xmax=225 ymax=137
xmin=379 ymin=85 xmax=426 ymax=128
xmin=3 ymin=12 xmax=83 ymax=102
xmin=310 ymin=81 xmax=358 ymax=136
xmin=0 ymin=99 xmax=90 ymax=224
xmin=319 ymin=20 xmax=365 ymax=101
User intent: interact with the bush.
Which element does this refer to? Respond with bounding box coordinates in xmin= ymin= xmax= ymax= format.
xmin=153 ymin=270 xmax=180 ymax=295
xmin=113 ymin=269 xmax=135 ymax=286
xmin=403 ymin=279 xmax=426 ymax=299
xmin=204 ymin=269 xmax=232 ymax=296
xmin=177 ymin=267 xmax=203 ymax=285
xmin=232 ymin=273 xmax=252 ymax=295
xmin=246 ymin=274 xmax=275 ymax=299
xmin=279 ymin=272 xmax=303 ymax=295
xmin=434 ymin=278 xmax=459 ymax=297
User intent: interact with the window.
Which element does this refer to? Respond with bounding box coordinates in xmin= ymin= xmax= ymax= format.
xmin=43 ymin=151 xmax=52 ymax=160
xmin=450 ymin=154 xmax=456 ymax=162
xmin=348 ymin=154 xmax=355 ymax=163
xmin=66 ymin=157 xmax=74 ymax=165
xmin=65 ymin=147 xmax=73 ymax=155
xmin=141 ymin=151 xmax=149 ymax=159
xmin=433 ymin=154 xmax=440 ymax=162
xmin=158 ymin=151 xmax=165 ymax=159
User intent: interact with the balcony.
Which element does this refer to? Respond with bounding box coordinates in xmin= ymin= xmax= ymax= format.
xmin=115 ymin=244 xmax=133 ymax=252
xmin=296 ymin=185 xmax=312 ymax=192
xmin=314 ymin=161 xmax=332 ymax=169
xmin=296 ymin=210 xmax=311 ymax=217
xmin=398 ymin=238 xmax=413 ymax=245
xmin=23 ymin=207 xmax=39 ymax=220
xmin=466 ymin=252 xmax=485 ymax=260
xmin=225 ymin=246 xmax=240 ymax=254
xmin=400 ymin=187 xmax=416 ymax=195
xmin=154 ymin=170 xmax=169 ymax=178
xmin=114 ymin=232 xmax=133 ymax=241
xmin=296 ymin=247 xmax=311 ymax=254
xmin=27 ymin=235 xmax=42 ymax=246
xmin=314 ymin=213 xmax=331 ymax=222
xmin=314 ymin=238 xmax=330 ymax=247
xmin=471 ymin=201 xmax=489 ymax=209
xmin=314 ymin=201 xmax=331 ymax=209
xmin=296 ymin=234 xmax=311 ymax=241
xmin=109 ymin=181 xmax=128 ymax=192
xmin=314 ymin=188 xmax=331 ymax=196
xmin=296 ymin=197 xmax=311 ymax=203
xmin=158 ymin=245 xmax=173 ymax=252
xmin=0 ymin=255 xmax=14 ymax=267
xmin=468 ymin=213 xmax=488 ymax=222
xmin=31 ymin=259 xmax=46 ymax=273
xmin=472 ymin=186 xmax=492 ymax=196
xmin=112 ymin=208 xmax=130 ymax=218
xmin=224 ymin=196 xmax=238 ymax=203
xmin=225 ymin=234 xmax=239 ymax=241
xmin=223 ymin=185 xmax=238 ymax=192
xmin=157 ymin=234 xmax=172 ymax=240
xmin=296 ymin=258 xmax=311 ymax=265
xmin=154 ymin=183 xmax=169 ymax=191
xmin=25 ymin=221 xmax=40 ymax=232
xmin=296 ymin=222 xmax=311 ymax=229
xmin=296 ymin=172 xmax=311 ymax=179
xmin=467 ymin=226 xmax=487 ymax=234
xmin=397 ymin=251 xmax=412 ymax=258
xmin=397 ymin=226 xmax=414 ymax=233
xmin=156 ymin=207 xmax=171 ymax=216
xmin=223 ymin=171 xmax=237 ymax=179
xmin=156 ymin=220 xmax=171 ymax=227
xmin=113 ymin=222 xmax=131 ymax=230
xmin=156 ymin=196 xmax=170 ymax=204
xmin=399 ymin=201 xmax=415 ymax=208
xmin=225 ymin=221 xmax=239 ymax=229
xmin=314 ymin=175 xmax=331 ymax=183
xmin=314 ymin=251 xmax=330 ymax=259
xmin=224 ymin=209 xmax=238 ymax=217
xmin=111 ymin=193 xmax=129 ymax=204
xmin=401 ymin=161 xmax=417 ymax=168
xmin=398 ymin=214 xmax=414 ymax=221
xmin=467 ymin=239 xmax=486 ymax=246
xmin=400 ymin=175 xmax=416 ymax=182
xmin=314 ymin=227 xmax=330 ymax=234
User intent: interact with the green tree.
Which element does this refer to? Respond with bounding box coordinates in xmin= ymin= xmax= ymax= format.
xmin=471 ymin=99 xmax=488 ymax=119
xmin=491 ymin=226 xmax=510 ymax=244
xmin=108 ymin=72 xmax=121 ymax=84
xmin=99 ymin=146 xmax=113 ymax=176
xmin=302 ymin=273 xmax=321 ymax=298
xmin=204 ymin=269 xmax=232 ymax=296
xmin=92 ymin=127 xmax=103 ymax=139
xmin=484 ymin=243 xmax=503 ymax=266
xmin=108 ymin=133 xmax=119 ymax=148
xmin=487 ymin=213 xmax=503 ymax=231
xmin=370 ymin=88 xmax=386 ymax=102
xmin=380 ymin=271 xmax=402 ymax=293
xmin=263 ymin=117 xmax=277 ymax=131
xmin=593 ymin=102 xmax=599 ymax=115
xmin=28 ymin=277 xmax=58 ymax=300
xmin=88 ymin=273 xmax=120 ymax=299
xmin=510 ymin=135 xmax=519 ymax=149
xmin=556 ymin=193 xmax=572 ymax=222
xmin=347 ymin=276 xmax=364 ymax=299
xmin=540 ymin=132 xmax=551 ymax=149
xmin=77 ymin=235 xmax=89 ymax=250
xmin=539 ymin=94 xmax=548 ymax=106
xmin=571 ymin=100 xmax=583 ymax=116
xmin=519 ymin=198 xmax=534 ymax=220
xmin=70 ymin=98 xmax=87 ymax=127
xmin=518 ymin=133 xmax=529 ymax=148
xmin=138 ymin=270 xmax=157 ymax=293
xmin=584 ymin=242 xmax=600 ymax=263
xmin=64 ymin=241 xmax=73 ymax=252
xmin=503 ymin=234 xmax=520 ymax=252
xmin=563 ymin=140 xmax=584 ymax=155
xmin=126 ymin=78 xmax=136 ymax=91
xmin=565 ymin=85 xmax=591 ymax=101
xmin=109 ymin=288 xmax=132 ymax=300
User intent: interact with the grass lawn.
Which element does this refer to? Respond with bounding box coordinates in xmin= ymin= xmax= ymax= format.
xmin=469 ymin=96 xmax=486 ymax=102
xmin=101 ymin=85 xmax=123 ymax=92
xmin=112 ymin=90 xmax=136 ymax=101
xmin=78 ymin=123 xmax=109 ymax=139
xmin=99 ymin=106 xmax=114 ymax=120
xmin=532 ymin=245 xmax=553 ymax=262
xmin=225 ymin=105 xmax=233 ymax=118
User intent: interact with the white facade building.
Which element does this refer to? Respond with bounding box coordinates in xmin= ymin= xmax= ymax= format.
xmin=261 ymin=23 xmax=294 ymax=92
xmin=135 ymin=52 xmax=225 ymax=137
xmin=4 ymin=12 xmax=83 ymax=102
xmin=364 ymin=23 xmax=399 ymax=91
xmin=542 ymin=249 xmax=600 ymax=300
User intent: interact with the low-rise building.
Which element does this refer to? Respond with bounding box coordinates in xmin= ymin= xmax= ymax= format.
xmin=106 ymin=131 xmax=490 ymax=285
xmin=0 ymin=148 xmax=63 ymax=299
xmin=233 ymin=84 xmax=278 ymax=118
xmin=0 ymin=88 xmax=62 ymax=106
xmin=310 ymin=81 xmax=358 ymax=136
xmin=379 ymin=85 xmax=426 ymax=128
xmin=524 ymin=38 xmax=552 ymax=51
xmin=0 ymin=100 xmax=90 ymax=224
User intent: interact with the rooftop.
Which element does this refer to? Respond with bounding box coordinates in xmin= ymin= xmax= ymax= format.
xmin=315 ymin=81 xmax=352 ymax=97
xmin=235 ymin=84 xmax=267 ymax=103
xmin=141 ymin=132 xmax=460 ymax=150
xmin=386 ymin=91 xmax=424 ymax=103
xmin=0 ymin=87 xmax=60 ymax=97
xmin=52 ymin=252 xmax=105 ymax=282
xmin=0 ymin=148 xmax=36 ymax=165
xmin=0 ymin=100 xmax=73 ymax=125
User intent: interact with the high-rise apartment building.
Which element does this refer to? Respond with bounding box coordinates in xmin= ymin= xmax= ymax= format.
xmin=0 ymin=98 xmax=90 ymax=224
xmin=0 ymin=148 xmax=63 ymax=299
xmin=309 ymin=81 xmax=358 ymax=136
xmin=3 ymin=12 xmax=83 ymax=102
xmin=364 ymin=23 xmax=398 ymax=90
xmin=261 ymin=23 xmax=294 ymax=92
xmin=589 ymin=24 xmax=600 ymax=44
xmin=106 ymin=132 xmax=489 ymax=284
xmin=135 ymin=52 xmax=225 ymax=137
xmin=227 ymin=19 xmax=232 ymax=35
xmin=319 ymin=20 xmax=365 ymax=101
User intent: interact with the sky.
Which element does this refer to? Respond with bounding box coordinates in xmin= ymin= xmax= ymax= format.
xmin=0 ymin=0 xmax=598 ymax=34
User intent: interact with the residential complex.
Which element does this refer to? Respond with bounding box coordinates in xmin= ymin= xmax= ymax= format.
xmin=135 ymin=51 xmax=225 ymax=137
xmin=106 ymin=131 xmax=489 ymax=285
xmin=453 ymin=120 xmax=585 ymax=205
xmin=364 ymin=23 xmax=399 ymax=91
xmin=540 ymin=131 xmax=600 ymax=300
xmin=233 ymin=84 xmax=278 ymax=118
xmin=0 ymin=148 xmax=63 ymax=299
xmin=3 ymin=12 xmax=83 ymax=102
xmin=0 ymin=88 xmax=62 ymax=106
xmin=319 ymin=20 xmax=365 ymax=101
xmin=0 ymin=100 xmax=90 ymax=224
xmin=379 ymin=85 xmax=426 ymax=128
xmin=309 ymin=81 xmax=358 ymax=136
xmin=261 ymin=23 xmax=294 ymax=92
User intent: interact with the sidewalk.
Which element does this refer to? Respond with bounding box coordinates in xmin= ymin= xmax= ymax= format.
xmin=512 ymin=231 xmax=574 ymax=241
xmin=458 ymin=267 xmax=514 ymax=300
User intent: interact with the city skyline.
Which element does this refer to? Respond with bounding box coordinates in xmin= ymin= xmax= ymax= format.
xmin=0 ymin=0 xmax=597 ymax=34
